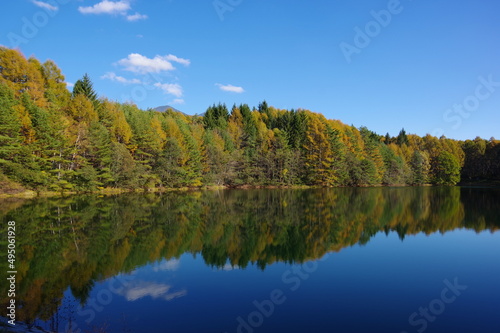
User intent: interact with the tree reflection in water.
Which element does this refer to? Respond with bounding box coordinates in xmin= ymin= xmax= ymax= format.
xmin=0 ymin=187 xmax=498 ymax=326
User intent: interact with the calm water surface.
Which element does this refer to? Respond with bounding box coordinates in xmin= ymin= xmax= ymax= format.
xmin=1 ymin=187 xmax=499 ymax=333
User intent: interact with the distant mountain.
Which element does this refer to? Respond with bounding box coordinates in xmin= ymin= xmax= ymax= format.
xmin=152 ymin=105 xmax=205 ymax=117
xmin=153 ymin=105 xmax=183 ymax=113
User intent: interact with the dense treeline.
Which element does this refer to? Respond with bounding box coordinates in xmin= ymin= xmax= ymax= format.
xmin=1 ymin=47 xmax=499 ymax=192
xmin=1 ymin=187 xmax=499 ymax=326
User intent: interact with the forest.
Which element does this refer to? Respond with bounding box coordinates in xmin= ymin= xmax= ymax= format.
xmin=1 ymin=47 xmax=499 ymax=193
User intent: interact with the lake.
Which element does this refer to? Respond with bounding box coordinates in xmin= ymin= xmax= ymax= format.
xmin=1 ymin=187 xmax=499 ymax=333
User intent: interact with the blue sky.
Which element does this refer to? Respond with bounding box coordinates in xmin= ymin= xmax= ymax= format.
xmin=1 ymin=0 xmax=499 ymax=140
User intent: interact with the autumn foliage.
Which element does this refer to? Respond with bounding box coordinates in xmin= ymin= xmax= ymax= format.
xmin=1 ymin=47 xmax=499 ymax=192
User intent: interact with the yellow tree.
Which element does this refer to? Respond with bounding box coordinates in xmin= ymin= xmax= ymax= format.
xmin=12 ymin=103 xmax=36 ymax=144
xmin=227 ymin=107 xmax=244 ymax=149
xmin=0 ymin=48 xmax=47 ymax=107
xmin=150 ymin=114 xmax=167 ymax=152
xmin=302 ymin=112 xmax=335 ymax=185
xmin=99 ymin=100 xmax=132 ymax=144
xmin=41 ymin=60 xmax=70 ymax=109
xmin=67 ymin=94 xmax=97 ymax=124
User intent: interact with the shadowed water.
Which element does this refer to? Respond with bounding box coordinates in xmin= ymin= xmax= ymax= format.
xmin=1 ymin=187 xmax=499 ymax=332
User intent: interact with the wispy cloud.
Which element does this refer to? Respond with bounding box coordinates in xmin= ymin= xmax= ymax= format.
xmin=216 ymin=83 xmax=245 ymax=93
xmin=117 ymin=53 xmax=190 ymax=73
xmin=78 ymin=0 xmax=131 ymax=15
xmin=66 ymin=82 xmax=74 ymax=88
xmin=101 ymin=72 xmax=142 ymax=84
xmin=154 ymin=82 xmax=183 ymax=97
xmin=172 ymin=99 xmax=185 ymax=105
xmin=165 ymin=54 xmax=191 ymax=66
xmin=109 ymin=53 xmax=189 ymax=103
xmin=126 ymin=12 xmax=148 ymax=22
xmin=32 ymin=0 xmax=58 ymax=11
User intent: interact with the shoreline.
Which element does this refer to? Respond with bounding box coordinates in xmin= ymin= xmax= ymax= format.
xmin=1 ymin=182 xmax=498 ymax=199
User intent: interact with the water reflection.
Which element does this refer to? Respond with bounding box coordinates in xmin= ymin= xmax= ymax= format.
xmin=117 ymin=280 xmax=187 ymax=302
xmin=0 ymin=187 xmax=499 ymax=326
xmin=152 ymin=258 xmax=180 ymax=272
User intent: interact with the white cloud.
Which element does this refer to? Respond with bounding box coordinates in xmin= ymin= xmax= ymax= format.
xmin=116 ymin=53 xmax=190 ymax=73
xmin=117 ymin=53 xmax=175 ymax=73
xmin=78 ymin=0 xmax=131 ymax=15
xmin=126 ymin=12 xmax=148 ymax=21
xmin=66 ymin=82 xmax=74 ymax=88
xmin=216 ymin=83 xmax=245 ymax=93
xmin=32 ymin=0 xmax=58 ymax=11
xmin=165 ymin=54 xmax=190 ymax=66
xmin=171 ymin=98 xmax=185 ymax=105
xmin=101 ymin=72 xmax=141 ymax=84
xmin=154 ymin=82 xmax=183 ymax=97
